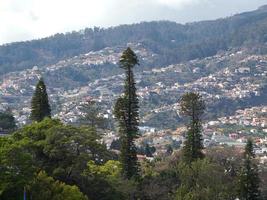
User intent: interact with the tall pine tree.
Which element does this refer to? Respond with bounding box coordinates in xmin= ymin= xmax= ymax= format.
xmin=30 ymin=78 xmax=51 ymax=122
xmin=114 ymin=47 xmax=139 ymax=179
xmin=238 ymin=139 xmax=262 ymax=200
xmin=180 ymin=92 xmax=205 ymax=164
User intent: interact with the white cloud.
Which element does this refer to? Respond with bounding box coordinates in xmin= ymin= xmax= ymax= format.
xmin=156 ymin=0 xmax=207 ymax=8
xmin=0 ymin=0 xmax=266 ymax=44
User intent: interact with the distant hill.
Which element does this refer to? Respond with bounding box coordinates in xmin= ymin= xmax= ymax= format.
xmin=1 ymin=6 xmax=267 ymax=75
xmin=1 ymin=6 xmax=267 ymax=129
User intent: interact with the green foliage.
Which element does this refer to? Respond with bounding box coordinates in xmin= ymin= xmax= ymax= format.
xmin=29 ymin=171 xmax=88 ymax=200
xmin=0 ymin=117 xmax=265 ymax=200
xmin=30 ymin=78 xmax=51 ymax=122
xmin=175 ymin=159 xmax=236 ymax=200
xmin=43 ymin=125 xmax=109 ymax=177
xmin=180 ymin=92 xmax=205 ymax=164
xmin=114 ymin=48 xmax=140 ymax=179
xmin=87 ymin=160 xmax=122 ymax=178
xmin=0 ymin=118 xmax=113 ymax=200
xmin=135 ymin=143 xmax=156 ymax=157
xmin=138 ymin=158 xmax=180 ymax=200
xmin=84 ymin=160 xmax=138 ymax=200
xmin=180 ymin=92 xmax=205 ymax=119
xmin=13 ymin=119 xmax=111 ymax=181
xmin=245 ymin=138 xmax=255 ymax=158
xmin=140 ymin=160 xmax=160 ymax=178
xmin=238 ymin=140 xmax=262 ymax=200
xmin=0 ymin=137 xmax=36 ymax=200
xmin=119 ymin=47 xmax=139 ymax=69
xmin=0 ymin=112 xmax=16 ymax=131
xmin=206 ymin=146 xmax=243 ymax=178
xmin=144 ymin=144 xmax=156 ymax=157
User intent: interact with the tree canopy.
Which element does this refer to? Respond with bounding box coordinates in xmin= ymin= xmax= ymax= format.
xmin=114 ymin=47 xmax=140 ymax=179
xmin=180 ymin=92 xmax=205 ymax=164
xmin=30 ymin=78 xmax=51 ymax=122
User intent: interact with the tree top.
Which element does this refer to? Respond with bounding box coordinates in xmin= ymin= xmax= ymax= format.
xmin=119 ymin=47 xmax=139 ymax=69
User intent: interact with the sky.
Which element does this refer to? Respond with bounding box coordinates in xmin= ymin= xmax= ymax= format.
xmin=1 ymin=0 xmax=267 ymax=45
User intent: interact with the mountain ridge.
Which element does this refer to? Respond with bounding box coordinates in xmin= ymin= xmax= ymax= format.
xmin=1 ymin=5 xmax=267 ymax=75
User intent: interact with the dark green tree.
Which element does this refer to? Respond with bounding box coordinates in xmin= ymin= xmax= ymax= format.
xmin=114 ymin=47 xmax=140 ymax=179
xmin=30 ymin=78 xmax=51 ymax=122
xmin=144 ymin=144 xmax=155 ymax=157
xmin=175 ymin=159 xmax=236 ymax=200
xmin=245 ymin=139 xmax=255 ymax=158
xmin=238 ymin=139 xmax=262 ymax=200
xmin=180 ymin=92 xmax=205 ymax=164
xmin=29 ymin=171 xmax=88 ymax=200
xmin=0 ymin=135 xmax=37 ymax=200
xmin=0 ymin=118 xmax=113 ymax=200
xmin=0 ymin=111 xmax=16 ymax=132
xmin=110 ymin=139 xmax=121 ymax=151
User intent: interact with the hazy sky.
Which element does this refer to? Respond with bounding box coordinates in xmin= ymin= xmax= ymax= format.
xmin=1 ymin=0 xmax=267 ymax=45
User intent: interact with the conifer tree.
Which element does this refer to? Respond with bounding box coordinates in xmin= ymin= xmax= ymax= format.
xmin=180 ymin=92 xmax=205 ymax=164
xmin=30 ymin=78 xmax=51 ymax=122
xmin=0 ymin=111 xmax=16 ymax=131
xmin=114 ymin=47 xmax=139 ymax=179
xmin=238 ymin=139 xmax=262 ymax=200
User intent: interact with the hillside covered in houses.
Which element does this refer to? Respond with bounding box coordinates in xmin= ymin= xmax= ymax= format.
xmin=0 ymin=3 xmax=267 ymax=200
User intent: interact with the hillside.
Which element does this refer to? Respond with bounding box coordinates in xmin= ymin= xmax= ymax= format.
xmin=1 ymin=6 xmax=267 ymax=75
xmin=0 ymin=6 xmax=267 ymax=130
xmin=1 ymin=43 xmax=266 ymax=130
xmin=2 ymin=3 xmax=267 ymax=200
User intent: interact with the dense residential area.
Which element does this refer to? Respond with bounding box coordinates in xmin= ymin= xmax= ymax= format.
xmin=0 ymin=44 xmax=266 ymax=153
